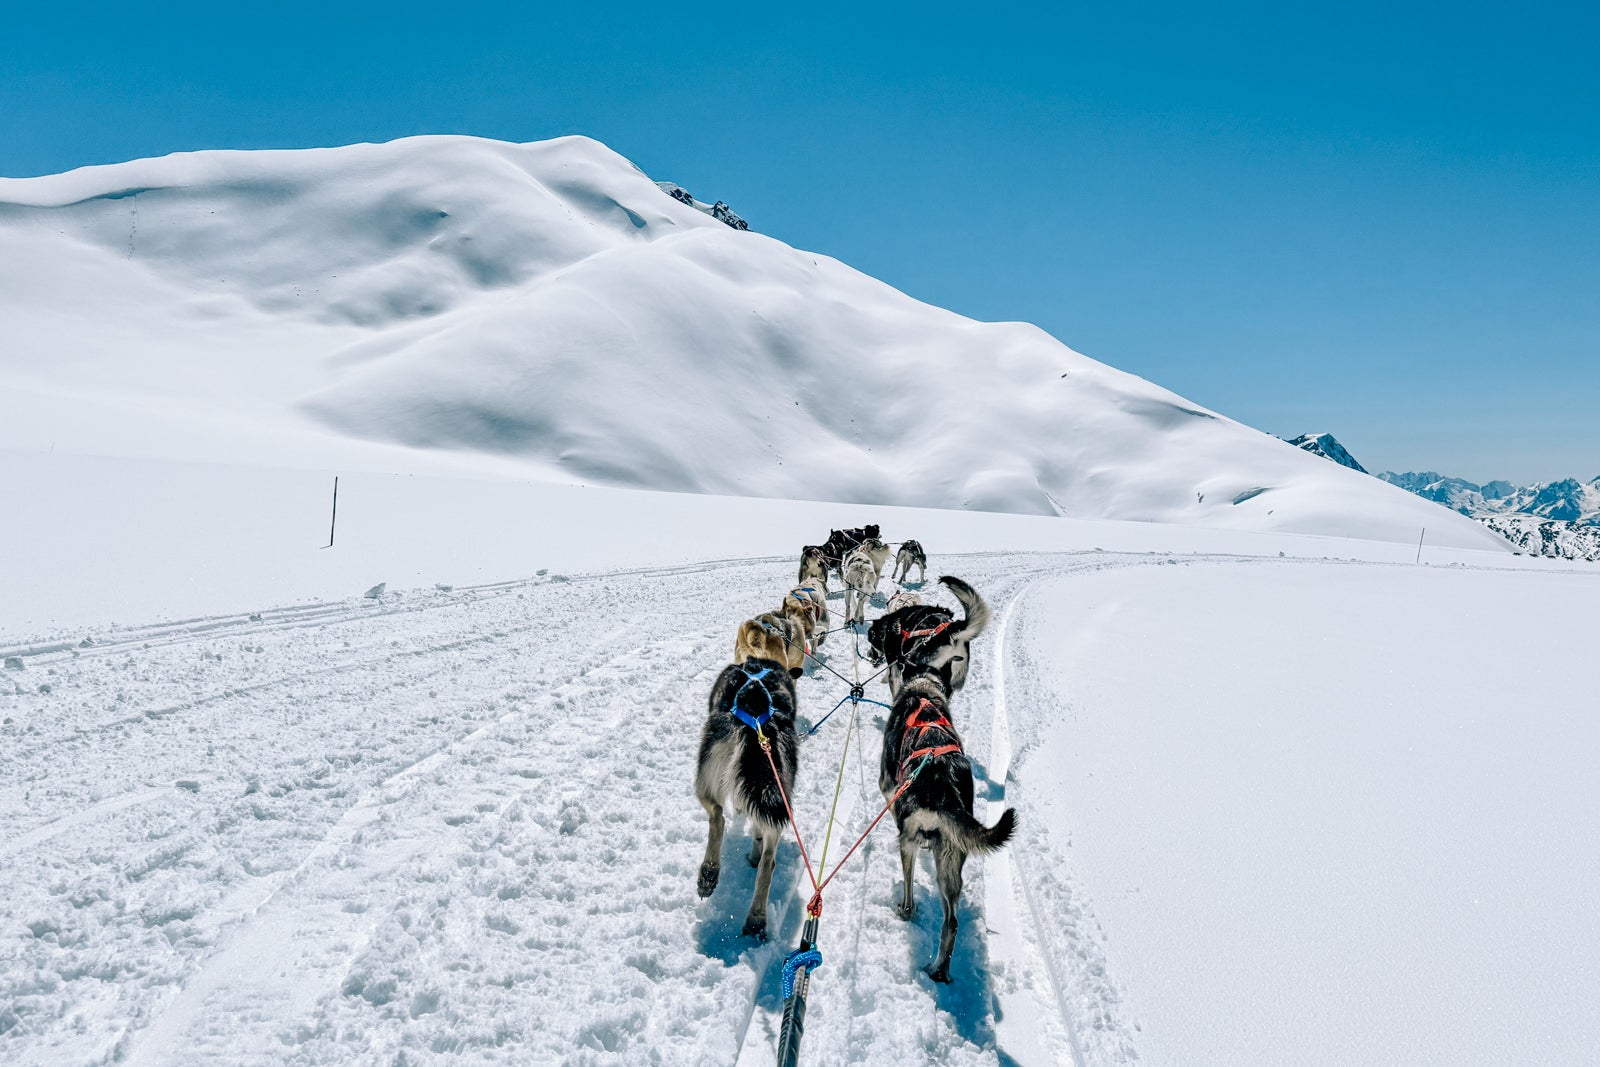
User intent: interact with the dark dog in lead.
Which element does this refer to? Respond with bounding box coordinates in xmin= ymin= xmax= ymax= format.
xmin=819 ymin=524 xmax=881 ymax=577
xmin=880 ymin=662 xmax=1015 ymax=983
xmin=867 ymin=575 xmax=990 ymax=697
xmin=694 ymin=659 xmax=800 ymax=939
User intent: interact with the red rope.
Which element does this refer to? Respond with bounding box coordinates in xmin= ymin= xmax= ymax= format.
xmin=757 ymin=728 xmax=940 ymax=921
xmin=758 ymin=733 xmax=820 ymax=905
xmin=803 ymin=751 xmax=936 ymax=915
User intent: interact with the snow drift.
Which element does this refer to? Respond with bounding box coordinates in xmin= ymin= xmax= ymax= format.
xmin=0 ymin=135 xmax=1502 ymax=548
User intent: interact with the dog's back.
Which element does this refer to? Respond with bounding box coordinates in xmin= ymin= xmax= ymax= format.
xmin=856 ymin=537 xmax=890 ymax=574
xmin=735 ymin=612 xmax=805 ymax=677
xmin=881 ymin=678 xmax=1015 ymax=858
xmin=880 ymin=671 xmax=1015 ymax=982
xmin=798 ymin=546 xmax=829 ymax=584
xmin=695 ymin=660 xmax=800 ymax=939
xmin=868 ymin=602 xmax=954 ymax=666
xmin=699 ymin=660 xmax=799 ymax=829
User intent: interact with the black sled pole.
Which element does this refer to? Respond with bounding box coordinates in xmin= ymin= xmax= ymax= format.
xmin=321 ymin=476 xmax=339 ymax=549
xmin=776 ymin=913 xmax=820 ymax=1067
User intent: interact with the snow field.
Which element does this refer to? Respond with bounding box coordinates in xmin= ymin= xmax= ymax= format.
xmin=1014 ymin=559 xmax=1600 ymax=1065
xmin=3 ymin=550 xmax=1111 ymax=1064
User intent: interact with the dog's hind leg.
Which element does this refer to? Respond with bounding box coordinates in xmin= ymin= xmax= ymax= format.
xmin=927 ymin=849 xmax=966 ymax=983
xmin=895 ymin=834 xmax=918 ymax=920
xmin=697 ymin=796 xmax=725 ymax=898
xmin=742 ymin=823 xmax=780 ymax=940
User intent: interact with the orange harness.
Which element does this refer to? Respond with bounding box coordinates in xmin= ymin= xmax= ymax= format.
xmin=897 ymin=698 xmax=962 ymax=784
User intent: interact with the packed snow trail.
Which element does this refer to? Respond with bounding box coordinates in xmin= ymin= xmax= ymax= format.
xmin=2 ymin=551 xmax=1148 ymax=1064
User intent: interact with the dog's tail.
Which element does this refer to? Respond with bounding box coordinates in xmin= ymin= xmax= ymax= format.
xmin=938 ymin=575 xmax=990 ymax=642
xmin=943 ymin=807 xmax=1016 ymax=855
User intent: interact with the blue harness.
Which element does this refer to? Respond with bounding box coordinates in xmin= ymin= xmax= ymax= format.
xmin=730 ymin=665 xmax=777 ymax=730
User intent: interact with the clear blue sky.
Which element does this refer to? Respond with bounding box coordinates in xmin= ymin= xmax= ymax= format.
xmin=5 ymin=1 xmax=1596 ymax=482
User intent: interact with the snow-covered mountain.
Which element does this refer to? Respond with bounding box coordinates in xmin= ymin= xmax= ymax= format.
xmin=1285 ymin=432 xmax=1368 ymax=474
xmin=1378 ymin=471 xmax=1600 ymax=559
xmin=0 ymin=135 xmax=1500 ymax=548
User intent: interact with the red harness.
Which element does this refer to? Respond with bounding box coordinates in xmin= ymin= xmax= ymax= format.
xmin=897 ymin=698 xmax=963 ymax=784
xmin=902 ymin=619 xmax=951 ymax=643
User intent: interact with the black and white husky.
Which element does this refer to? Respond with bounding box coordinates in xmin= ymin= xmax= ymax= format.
xmin=694 ymin=659 xmax=800 ymax=940
xmin=866 ymin=575 xmax=990 ymax=697
xmin=893 ymin=539 xmax=927 ymax=584
xmin=879 ymin=663 xmax=1016 ymax=983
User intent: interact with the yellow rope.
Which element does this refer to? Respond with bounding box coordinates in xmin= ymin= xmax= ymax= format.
xmin=813 ymin=697 xmax=859 ymax=877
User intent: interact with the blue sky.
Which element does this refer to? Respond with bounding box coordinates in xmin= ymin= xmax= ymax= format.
xmin=5 ymin=2 xmax=1595 ymax=481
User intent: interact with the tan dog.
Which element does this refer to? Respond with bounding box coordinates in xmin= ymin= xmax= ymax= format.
xmin=734 ymin=608 xmax=808 ymax=677
xmin=784 ymin=581 xmax=830 ymax=648
xmin=885 ymin=589 xmax=922 ymax=614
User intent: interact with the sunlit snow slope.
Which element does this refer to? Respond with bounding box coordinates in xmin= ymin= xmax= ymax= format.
xmin=0 ymin=135 xmax=1501 ymax=548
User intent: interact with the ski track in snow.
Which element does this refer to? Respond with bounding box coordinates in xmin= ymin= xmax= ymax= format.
xmin=0 ymin=550 xmax=1185 ymax=1065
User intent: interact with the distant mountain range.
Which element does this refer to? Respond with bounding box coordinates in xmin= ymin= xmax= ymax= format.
xmin=1376 ymin=470 xmax=1600 ymax=561
xmin=1278 ymin=433 xmax=1599 ymax=560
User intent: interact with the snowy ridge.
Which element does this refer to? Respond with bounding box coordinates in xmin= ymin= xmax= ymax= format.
xmin=0 ymin=134 xmax=1500 ymax=549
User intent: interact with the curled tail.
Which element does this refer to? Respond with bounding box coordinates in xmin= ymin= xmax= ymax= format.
xmin=938 ymin=575 xmax=990 ymax=643
xmin=948 ymin=807 xmax=1016 ymax=855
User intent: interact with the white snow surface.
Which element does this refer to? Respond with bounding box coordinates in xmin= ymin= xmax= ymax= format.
xmin=1 ymin=134 xmax=1500 ymax=548
xmin=2 ymin=464 xmax=1595 ymax=1066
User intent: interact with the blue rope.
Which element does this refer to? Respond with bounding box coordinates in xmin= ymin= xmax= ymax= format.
xmin=781 ymin=948 xmax=824 ymax=1000
xmin=806 ymin=685 xmax=896 ymax=736
xmin=805 ymin=693 xmax=851 ymax=736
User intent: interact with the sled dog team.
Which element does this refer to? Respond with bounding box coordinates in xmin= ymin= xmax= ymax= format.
xmin=694 ymin=526 xmax=1014 ymax=984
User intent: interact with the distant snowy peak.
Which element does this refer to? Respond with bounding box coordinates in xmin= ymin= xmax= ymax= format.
xmin=1285 ymin=433 xmax=1368 ymax=474
xmin=1380 ymin=471 xmax=1600 ymax=561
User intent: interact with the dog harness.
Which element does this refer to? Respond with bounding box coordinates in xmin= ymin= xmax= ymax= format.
xmin=902 ymin=619 xmax=951 ymax=643
xmin=795 ymin=585 xmax=825 ymax=623
xmin=896 ymin=698 xmax=962 ymax=785
xmin=730 ymin=665 xmax=777 ymax=730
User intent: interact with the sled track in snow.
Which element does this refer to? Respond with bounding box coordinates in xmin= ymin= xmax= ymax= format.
xmin=116 ymin=623 xmax=729 ymax=1065
xmin=988 ymin=583 xmax=1088 ymax=1067
xmin=4 ymin=549 xmax=1171 ymax=1065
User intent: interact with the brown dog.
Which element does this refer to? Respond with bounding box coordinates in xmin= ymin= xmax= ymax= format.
xmin=734 ymin=609 xmax=808 ymax=677
xmin=783 ymin=582 xmax=830 ymax=648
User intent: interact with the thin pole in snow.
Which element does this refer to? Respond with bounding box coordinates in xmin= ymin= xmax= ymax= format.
xmin=322 ymin=477 xmax=339 ymax=549
xmin=1415 ymin=527 xmax=1425 ymax=564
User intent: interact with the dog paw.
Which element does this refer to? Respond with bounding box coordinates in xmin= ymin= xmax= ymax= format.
xmin=926 ymin=964 xmax=952 ymax=984
xmin=895 ymin=900 xmax=916 ymax=921
xmin=697 ymin=863 xmax=720 ymax=898
xmin=741 ymin=916 xmax=768 ymax=940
